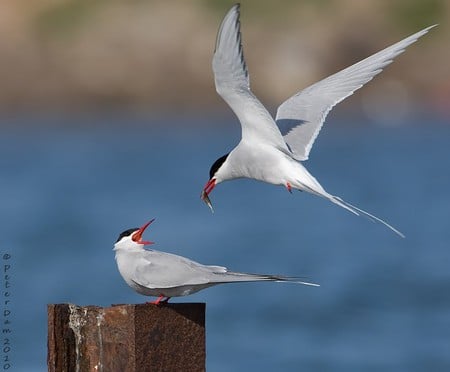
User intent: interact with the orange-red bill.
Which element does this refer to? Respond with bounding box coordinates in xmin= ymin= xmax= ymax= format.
xmin=203 ymin=179 xmax=216 ymax=194
xmin=132 ymin=219 xmax=155 ymax=245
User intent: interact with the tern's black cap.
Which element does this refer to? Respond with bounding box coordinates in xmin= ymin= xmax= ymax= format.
xmin=116 ymin=228 xmax=138 ymax=243
xmin=209 ymin=153 xmax=229 ymax=179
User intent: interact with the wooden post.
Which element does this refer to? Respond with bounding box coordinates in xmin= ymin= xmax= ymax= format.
xmin=47 ymin=303 xmax=206 ymax=372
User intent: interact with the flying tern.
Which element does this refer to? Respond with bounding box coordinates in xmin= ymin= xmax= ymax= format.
xmin=114 ymin=219 xmax=319 ymax=304
xmin=201 ymin=4 xmax=436 ymax=237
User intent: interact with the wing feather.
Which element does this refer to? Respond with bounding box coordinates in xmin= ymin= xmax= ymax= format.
xmin=133 ymin=253 xmax=219 ymax=288
xmin=276 ymin=25 xmax=436 ymax=161
xmin=213 ymin=4 xmax=288 ymax=150
xmin=131 ymin=251 xmax=319 ymax=288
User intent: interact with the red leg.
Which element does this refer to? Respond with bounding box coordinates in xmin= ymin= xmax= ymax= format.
xmin=150 ymin=295 xmax=171 ymax=305
xmin=286 ymin=182 xmax=292 ymax=193
xmin=151 ymin=295 xmax=165 ymax=305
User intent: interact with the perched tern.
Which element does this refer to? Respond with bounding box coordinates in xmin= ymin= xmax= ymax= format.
xmin=114 ymin=219 xmax=319 ymax=304
xmin=201 ymin=4 xmax=436 ymax=237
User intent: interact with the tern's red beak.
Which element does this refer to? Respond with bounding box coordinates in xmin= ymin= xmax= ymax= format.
xmin=203 ymin=179 xmax=216 ymax=195
xmin=132 ymin=219 xmax=155 ymax=245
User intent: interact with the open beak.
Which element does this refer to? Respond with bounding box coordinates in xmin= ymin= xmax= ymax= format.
xmin=132 ymin=219 xmax=155 ymax=245
xmin=201 ymin=179 xmax=216 ymax=213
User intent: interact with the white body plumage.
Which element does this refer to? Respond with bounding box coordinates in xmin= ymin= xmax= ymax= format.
xmin=201 ymin=4 xmax=436 ymax=238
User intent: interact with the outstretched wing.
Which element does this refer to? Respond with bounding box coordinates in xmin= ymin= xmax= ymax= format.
xmin=213 ymin=4 xmax=288 ymax=150
xmin=275 ymin=25 xmax=436 ymax=161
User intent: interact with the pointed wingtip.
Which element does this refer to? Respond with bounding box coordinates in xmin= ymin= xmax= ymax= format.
xmin=412 ymin=24 xmax=438 ymax=40
xmin=299 ymin=281 xmax=320 ymax=287
xmin=420 ymin=24 xmax=438 ymax=36
xmin=214 ymin=3 xmax=241 ymax=52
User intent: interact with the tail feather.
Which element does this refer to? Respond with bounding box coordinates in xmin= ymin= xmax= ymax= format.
xmin=329 ymin=195 xmax=405 ymax=238
xmin=296 ymin=181 xmax=360 ymax=215
xmin=222 ymin=271 xmax=320 ymax=287
xmin=292 ymin=179 xmax=404 ymax=237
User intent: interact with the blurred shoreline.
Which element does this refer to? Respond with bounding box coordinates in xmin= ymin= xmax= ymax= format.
xmin=0 ymin=0 xmax=448 ymax=118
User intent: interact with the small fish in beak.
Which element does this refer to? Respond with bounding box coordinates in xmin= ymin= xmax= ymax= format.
xmin=201 ymin=190 xmax=214 ymax=213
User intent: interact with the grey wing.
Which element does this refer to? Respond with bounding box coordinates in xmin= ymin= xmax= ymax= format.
xmin=132 ymin=252 xmax=228 ymax=289
xmin=213 ymin=4 xmax=288 ymax=150
xmin=213 ymin=4 xmax=249 ymax=95
xmin=275 ymin=25 xmax=436 ymax=161
xmin=132 ymin=252 xmax=319 ymax=287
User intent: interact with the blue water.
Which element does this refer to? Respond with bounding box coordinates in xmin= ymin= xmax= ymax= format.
xmin=1 ymin=112 xmax=450 ymax=371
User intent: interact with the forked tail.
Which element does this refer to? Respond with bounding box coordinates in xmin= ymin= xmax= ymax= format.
xmin=292 ymin=177 xmax=404 ymax=237
xmin=329 ymin=195 xmax=405 ymax=238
